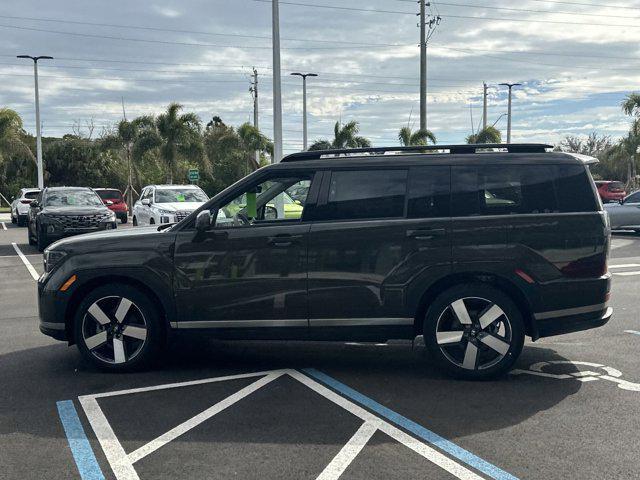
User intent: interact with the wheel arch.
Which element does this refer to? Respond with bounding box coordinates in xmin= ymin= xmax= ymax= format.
xmin=64 ymin=274 xmax=173 ymax=344
xmin=413 ymin=272 xmax=536 ymax=339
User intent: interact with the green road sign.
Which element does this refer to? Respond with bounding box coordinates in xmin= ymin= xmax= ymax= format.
xmin=188 ymin=169 xmax=199 ymax=182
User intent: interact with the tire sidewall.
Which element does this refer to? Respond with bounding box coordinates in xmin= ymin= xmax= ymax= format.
xmin=74 ymin=283 xmax=164 ymax=372
xmin=423 ymin=283 xmax=525 ymax=380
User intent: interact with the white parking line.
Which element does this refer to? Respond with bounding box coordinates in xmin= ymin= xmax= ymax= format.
xmin=11 ymin=242 xmax=39 ymax=281
xmin=79 ymin=369 xmax=488 ymax=480
xmin=609 ymin=264 xmax=640 ymax=269
xmin=1 ymin=222 xmax=6 ymax=230
xmin=625 ymin=330 xmax=640 ymax=336
xmin=612 ymin=271 xmax=640 ymax=276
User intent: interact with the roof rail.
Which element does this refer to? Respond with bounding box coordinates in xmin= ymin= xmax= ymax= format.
xmin=281 ymin=143 xmax=553 ymax=162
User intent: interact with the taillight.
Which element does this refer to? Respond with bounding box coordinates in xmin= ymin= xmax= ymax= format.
xmin=560 ymin=253 xmax=607 ymax=278
xmin=20 ymin=199 xmax=32 ymax=204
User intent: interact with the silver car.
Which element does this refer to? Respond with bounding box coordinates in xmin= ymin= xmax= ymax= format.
xmin=604 ymin=190 xmax=640 ymax=232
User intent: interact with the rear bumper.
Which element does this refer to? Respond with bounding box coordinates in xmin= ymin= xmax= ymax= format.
xmin=536 ymin=306 xmax=613 ymax=338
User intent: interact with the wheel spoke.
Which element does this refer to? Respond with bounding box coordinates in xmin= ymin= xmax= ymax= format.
xmin=85 ymin=331 xmax=108 ymax=350
xmin=451 ymin=299 xmax=472 ymax=325
xmin=88 ymin=303 xmax=111 ymax=326
xmin=462 ymin=342 xmax=478 ymax=369
xmin=436 ymin=331 xmax=464 ymax=345
xmin=478 ymin=304 xmax=505 ymax=330
xmin=113 ymin=337 xmax=126 ymax=364
xmin=114 ymin=298 xmax=133 ymax=324
xmin=479 ymin=334 xmax=510 ymax=355
xmin=122 ymin=325 xmax=147 ymax=341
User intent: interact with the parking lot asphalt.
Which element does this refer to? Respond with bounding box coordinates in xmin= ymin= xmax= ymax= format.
xmin=1 ymin=215 xmax=639 ymax=480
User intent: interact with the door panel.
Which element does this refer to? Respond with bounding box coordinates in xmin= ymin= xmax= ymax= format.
xmin=174 ymin=223 xmax=309 ymax=325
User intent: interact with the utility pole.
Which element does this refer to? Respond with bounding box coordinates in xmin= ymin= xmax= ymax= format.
xmin=499 ymin=82 xmax=521 ymax=144
xmin=272 ymin=0 xmax=283 ymax=163
xmin=290 ymin=72 xmax=317 ymax=150
xmin=418 ymin=2 xmax=440 ymax=132
xmin=482 ymin=82 xmax=488 ymax=130
xmin=250 ymin=68 xmax=259 ymax=165
xmin=17 ymin=55 xmax=53 ymax=189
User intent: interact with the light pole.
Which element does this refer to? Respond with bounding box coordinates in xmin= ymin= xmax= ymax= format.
xmin=272 ymin=0 xmax=283 ymax=163
xmin=17 ymin=55 xmax=53 ymax=189
xmin=290 ymin=72 xmax=317 ymax=150
xmin=499 ymin=82 xmax=521 ymax=144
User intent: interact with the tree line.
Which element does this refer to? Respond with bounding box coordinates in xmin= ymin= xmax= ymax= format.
xmin=2 ymin=98 xmax=639 ymax=204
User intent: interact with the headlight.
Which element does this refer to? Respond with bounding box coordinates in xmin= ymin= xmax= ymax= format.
xmin=105 ymin=211 xmax=116 ymax=221
xmin=43 ymin=249 xmax=67 ymax=273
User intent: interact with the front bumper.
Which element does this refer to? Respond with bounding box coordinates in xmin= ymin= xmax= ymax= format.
xmin=38 ymin=277 xmax=68 ymax=342
xmin=43 ymin=222 xmax=117 ymax=240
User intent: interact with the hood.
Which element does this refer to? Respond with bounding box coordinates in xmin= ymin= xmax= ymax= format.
xmin=42 ymin=205 xmax=112 ymax=215
xmin=49 ymin=225 xmax=163 ymax=251
xmin=153 ymin=201 xmax=204 ymax=212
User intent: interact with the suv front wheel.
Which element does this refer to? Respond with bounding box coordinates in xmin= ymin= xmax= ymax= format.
xmin=74 ymin=284 xmax=163 ymax=371
xmin=423 ymin=283 xmax=524 ymax=380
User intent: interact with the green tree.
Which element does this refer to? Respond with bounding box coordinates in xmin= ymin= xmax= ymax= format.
xmin=135 ymin=103 xmax=207 ymax=184
xmin=398 ymin=126 xmax=436 ymax=146
xmin=466 ymin=126 xmax=502 ymax=144
xmin=309 ymin=121 xmax=371 ymax=151
xmin=0 ymin=108 xmax=36 ymax=198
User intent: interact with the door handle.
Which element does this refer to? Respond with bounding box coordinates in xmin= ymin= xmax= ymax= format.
xmin=406 ymin=228 xmax=446 ymax=240
xmin=268 ymin=234 xmax=302 ymax=247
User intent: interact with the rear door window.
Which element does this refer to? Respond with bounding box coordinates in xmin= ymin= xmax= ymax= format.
xmin=407 ymin=166 xmax=450 ymax=218
xmin=23 ymin=191 xmax=39 ymax=200
xmin=319 ymin=169 xmax=407 ymax=220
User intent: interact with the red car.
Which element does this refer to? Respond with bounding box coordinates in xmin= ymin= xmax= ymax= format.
xmin=93 ymin=188 xmax=128 ymax=223
xmin=595 ymin=180 xmax=626 ymax=203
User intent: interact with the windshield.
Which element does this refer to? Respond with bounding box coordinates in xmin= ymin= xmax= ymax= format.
xmin=23 ymin=191 xmax=39 ymax=199
xmin=96 ymin=189 xmax=123 ymax=201
xmin=155 ymin=188 xmax=208 ymax=203
xmin=45 ymin=190 xmax=104 ymax=207
xmin=608 ymin=182 xmax=625 ymax=191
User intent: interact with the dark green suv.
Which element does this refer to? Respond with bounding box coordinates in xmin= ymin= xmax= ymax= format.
xmin=38 ymin=144 xmax=612 ymax=379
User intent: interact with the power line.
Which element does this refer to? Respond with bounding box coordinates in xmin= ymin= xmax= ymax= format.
xmin=433 ymin=1 xmax=636 ymax=19
xmin=250 ymin=0 xmax=415 ymax=15
xmin=0 ymin=14 xmax=413 ymax=48
xmin=0 ymin=23 xmax=413 ymax=50
xmin=525 ymin=0 xmax=640 ymax=10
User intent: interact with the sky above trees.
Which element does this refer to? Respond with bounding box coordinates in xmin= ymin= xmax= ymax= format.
xmin=1 ymin=0 xmax=639 ymax=152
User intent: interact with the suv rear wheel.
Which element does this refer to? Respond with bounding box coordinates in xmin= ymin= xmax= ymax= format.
xmin=423 ymin=283 xmax=524 ymax=380
xmin=74 ymin=284 xmax=164 ymax=371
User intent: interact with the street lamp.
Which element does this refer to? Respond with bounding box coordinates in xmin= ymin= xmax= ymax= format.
xmin=17 ymin=55 xmax=53 ymax=189
xmin=290 ymin=72 xmax=317 ymax=151
xmin=499 ymin=82 xmax=521 ymax=144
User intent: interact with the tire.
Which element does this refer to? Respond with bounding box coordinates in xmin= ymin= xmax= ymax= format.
xmin=17 ymin=216 xmax=26 ymax=227
xmin=74 ymin=283 xmax=164 ymax=372
xmin=120 ymin=215 xmax=128 ymax=224
xmin=423 ymin=283 xmax=525 ymax=380
xmin=36 ymin=225 xmax=48 ymax=252
xmin=149 ymin=217 xmax=155 ymax=225
xmin=11 ymin=211 xmax=17 ymax=224
xmin=132 ymin=216 xmax=138 ymax=227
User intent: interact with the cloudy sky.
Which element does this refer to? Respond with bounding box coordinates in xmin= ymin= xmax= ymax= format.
xmin=1 ymin=0 xmax=639 ymax=154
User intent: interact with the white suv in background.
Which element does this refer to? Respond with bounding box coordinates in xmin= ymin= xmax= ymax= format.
xmin=132 ymin=184 xmax=209 ymax=226
xmin=10 ymin=188 xmax=40 ymax=226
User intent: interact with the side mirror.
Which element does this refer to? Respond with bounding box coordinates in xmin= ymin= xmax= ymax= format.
xmin=141 ymin=198 xmax=151 ymax=206
xmin=620 ymin=199 xmax=624 ymax=205
xmin=264 ymin=205 xmax=278 ymax=220
xmin=30 ymin=200 xmax=39 ymax=208
xmin=195 ymin=210 xmax=214 ymax=232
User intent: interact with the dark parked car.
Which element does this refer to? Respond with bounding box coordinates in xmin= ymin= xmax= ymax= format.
xmin=38 ymin=144 xmax=612 ymax=379
xmin=28 ymin=187 xmax=117 ymax=251
xmin=94 ymin=188 xmax=128 ymax=224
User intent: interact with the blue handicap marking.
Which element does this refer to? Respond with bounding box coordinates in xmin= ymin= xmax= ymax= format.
xmin=303 ymin=368 xmax=519 ymax=480
xmin=57 ymin=400 xmax=106 ymax=480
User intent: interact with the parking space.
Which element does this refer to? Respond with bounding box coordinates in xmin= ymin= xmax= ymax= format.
xmin=1 ymin=221 xmax=640 ymax=479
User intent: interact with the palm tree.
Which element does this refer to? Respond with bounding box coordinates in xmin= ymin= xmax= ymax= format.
xmin=466 ymin=126 xmax=502 ymax=144
xmin=0 ymin=109 xmax=36 ymax=196
xmin=237 ymin=122 xmax=274 ymax=172
xmin=309 ymin=121 xmax=371 ymax=151
xmin=621 ymin=93 xmax=640 ymax=117
xmin=398 ymin=127 xmax=436 ymax=146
